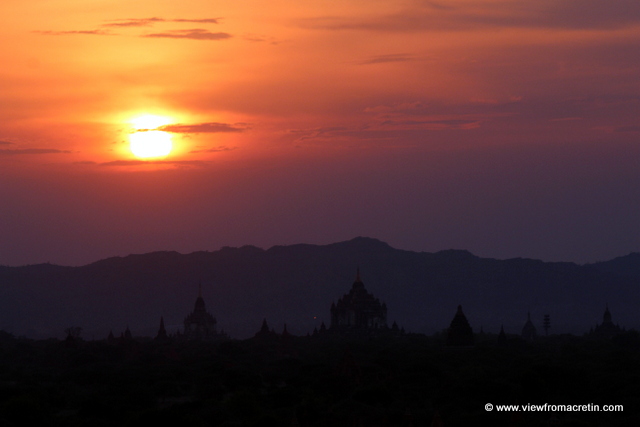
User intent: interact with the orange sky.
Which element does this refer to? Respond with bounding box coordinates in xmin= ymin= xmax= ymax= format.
xmin=1 ymin=0 xmax=639 ymax=265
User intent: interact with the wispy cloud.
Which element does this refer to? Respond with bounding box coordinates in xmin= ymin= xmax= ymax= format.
xmin=381 ymin=119 xmax=480 ymax=129
xmin=363 ymin=100 xmax=491 ymax=129
xmin=0 ymin=140 xmax=13 ymax=145
xmin=37 ymin=16 xmax=223 ymax=38
xmin=289 ymin=117 xmax=481 ymax=144
xmin=102 ymin=17 xmax=165 ymax=27
xmin=173 ymin=18 xmax=220 ymax=24
xmin=102 ymin=17 xmax=221 ymax=27
xmin=549 ymin=117 xmax=583 ymax=122
xmin=189 ymin=145 xmax=236 ymax=153
xmin=103 ymin=17 xmax=220 ymax=27
xmin=158 ymin=122 xmax=248 ymax=133
xmin=300 ymin=0 xmax=640 ymax=32
xmin=242 ymin=33 xmax=280 ymax=44
xmin=0 ymin=148 xmax=72 ymax=155
xmin=359 ymin=53 xmax=415 ymax=65
xmin=143 ymin=29 xmax=231 ymax=41
xmin=364 ymin=101 xmax=428 ymax=114
xmin=34 ymin=30 xmax=112 ymax=36
xmin=100 ymin=160 xmax=208 ymax=167
xmin=289 ymin=126 xmax=348 ymax=141
xmin=615 ymin=125 xmax=640 ymax=132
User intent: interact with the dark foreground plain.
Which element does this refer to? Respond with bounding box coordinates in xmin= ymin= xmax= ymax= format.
xmin=0 ymin=331 xmax=638 ymax=426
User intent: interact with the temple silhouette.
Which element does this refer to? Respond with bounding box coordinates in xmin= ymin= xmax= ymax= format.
xmin=177 ymin=284 xmax=227 ymax=341
xmin=446 ymin=305 xmax=474 ymax=346
xmin=521 ymin=312 xmax=537 ymax=342
xmin=138 ymin=272 xmax=629 ymax=345
xmin=589 ymin=305 xmax=623 ymax=339
xmin=330 ymin=268 xmax=388 ymax=334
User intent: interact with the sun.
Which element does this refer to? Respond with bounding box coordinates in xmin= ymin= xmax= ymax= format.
xmin=128 ymin=114 xmax=174 ymax=159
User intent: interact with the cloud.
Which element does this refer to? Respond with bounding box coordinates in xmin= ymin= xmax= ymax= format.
xmin=288 ymin=124 xmax=484 ymax=145
xmin=423 ymin=1 xmax=456 ymax=11
xmin=173 ymin=18 xmax=220 ymax=24
xmin=102 ymin=17 xmax=165 ymax=27
xmin=158 ymin=122 xmax=248 ymax=133
xmin=615 ymin=125 xmax=640 ymax=132
xmin=289 ymin=126 xmax=348 ymax=141
xmin=359 ymin=53 xmax=415 ymax=65
xmin=381 ymin=119 xmax=480 ymax=129
xmin=37 ymin=17 xmax=222 ymax=38
xmin=537 ymin=0 xmax=640 ymax=30
xmin=300 ymin=0 xmax=640 ymax=32
xmin=100 ymin=160 xmax=208 ymax=167
xmin=364 ymin=102 xmax=428 ymax=114
xmin=102 ymin=17 xmax=219 ymax=27
xmin=0 ymin=148 xmax=71 ymax=155
xmin=0 ymin=140 xmax=13 ymax=145
xmin=143 ymin=29 xmax=231 ymax=41
xmin=242 ymin=33 xmax=280 ymax=44
xmin=189 ymin=146 xmax=237 ymax=153
xmin=550 ymin=117 xmax=584 ymax=122
xmin=363 ymin=99 xmax=523 ymax=121
xmin=34 ymin=30 xmax=111 ymax=36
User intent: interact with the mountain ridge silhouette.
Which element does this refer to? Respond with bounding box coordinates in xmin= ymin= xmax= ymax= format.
xmin=0 ymin=237 xmax=637 ymax=339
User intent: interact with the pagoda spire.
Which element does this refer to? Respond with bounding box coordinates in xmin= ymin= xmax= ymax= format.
xmin=156 ymin=316 xmax=168 ymax=340
xmin=522 ymin=311 xmax=537 ymax=341
xmin=446 ymin=305 xmax=474 ymax=346
xmin=351 ymin=267 xmax=365 ymax=290
xmin=603 ymin=304 xmax=612 ymax=324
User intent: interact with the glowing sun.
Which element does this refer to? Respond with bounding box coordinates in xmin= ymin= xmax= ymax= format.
xmin=129 ymin=115 xmax=173 ymax=158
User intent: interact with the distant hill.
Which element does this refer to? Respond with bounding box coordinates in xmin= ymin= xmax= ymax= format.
xmin=590 ymin=252 xmax=640 ymax=280
xmin=0 ymin=237 xmax=637 ymax=339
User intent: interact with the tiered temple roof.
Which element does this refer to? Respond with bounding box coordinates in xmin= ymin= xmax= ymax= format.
xmin=183 ymin=285 xmax=218 ymax=340
xmin=590 ymin=305 xmax=623 ymax=339
xmin=521 ymin=312 xmax=537 ymax=342
xmin=330 ymin=268 xmax=387 ymax=333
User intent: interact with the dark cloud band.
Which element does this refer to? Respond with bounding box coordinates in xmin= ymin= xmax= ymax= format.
xmin=143 ymin=29 xmax=231 ymax=40
xmin=0 ymin=148 xmax=71 ymax=155
xmin=158 ymin=122 xmax=248 ymax=133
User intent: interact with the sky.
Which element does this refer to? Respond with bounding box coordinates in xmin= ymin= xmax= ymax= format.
xmin=1 ymin=0 xmax=639 ymax=266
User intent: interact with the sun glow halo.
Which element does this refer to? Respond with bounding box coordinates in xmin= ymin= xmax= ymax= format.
xmin=129 ymin=114 xmax=174 ymax=159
